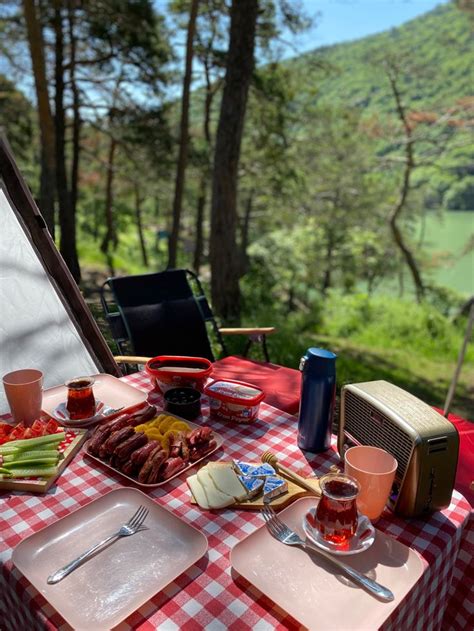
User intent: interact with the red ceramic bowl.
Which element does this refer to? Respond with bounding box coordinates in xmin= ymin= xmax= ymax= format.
xmin=145 ymin=356 xmax=213 ymax=393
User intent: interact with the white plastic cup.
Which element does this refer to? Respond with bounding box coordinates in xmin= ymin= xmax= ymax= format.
xmin=344 ymin=445 xmax=398 ymax=522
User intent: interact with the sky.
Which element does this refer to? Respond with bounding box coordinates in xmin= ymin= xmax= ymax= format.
xmin=281 ymin=0 xmax=449 ymax=57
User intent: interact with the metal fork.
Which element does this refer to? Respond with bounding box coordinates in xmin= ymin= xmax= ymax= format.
xmin=261 ymin=505 xmax=394 ymax=602
xmin=47 ymin=505 xmax=149 ymax=585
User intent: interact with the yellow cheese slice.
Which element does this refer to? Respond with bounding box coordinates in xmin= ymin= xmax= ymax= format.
xmin=187 ymin=473 xmax=210 ymax=509
xmin=196 ymin=468 xmax=236 ymax=509
xmin=207 ymin=464 xmax=248 ymax=501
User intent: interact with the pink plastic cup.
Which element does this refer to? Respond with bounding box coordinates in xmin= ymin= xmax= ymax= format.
xmin=344 ymin=445 xmax=398 ymax=522
xmin=2 ymin=369 xmax=44 ymax=427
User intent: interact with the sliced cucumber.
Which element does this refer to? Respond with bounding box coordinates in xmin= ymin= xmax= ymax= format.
xmin=4 ymin=466 xmax=58 ymax=478
xmin=0 ymin=433 xmax=65 ymax=454
xmin=3 ymin=450 xmax=59 ymax=462
xmin=15 ymin=433 xmax=65 ymax=450
xmin=4 ymin=456 xmax=59 ymax=468
xmin=0 ymin=444 xmax=21 ymax=456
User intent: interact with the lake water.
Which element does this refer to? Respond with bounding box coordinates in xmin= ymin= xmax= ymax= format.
xmin=369 ymin=210 xmax=473 ymax=298
xmin=419 ymin=210 xmax=473 ymax=295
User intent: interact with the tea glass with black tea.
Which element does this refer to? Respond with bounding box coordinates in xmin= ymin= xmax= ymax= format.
xmin=65 ymin=376 xmax=96 ymax=420
xmin=314 ymin=473 xmax=360 ymax=545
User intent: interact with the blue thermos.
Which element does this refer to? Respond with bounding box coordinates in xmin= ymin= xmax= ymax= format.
xmin=297 ymin=347 xmax=337 ymax=453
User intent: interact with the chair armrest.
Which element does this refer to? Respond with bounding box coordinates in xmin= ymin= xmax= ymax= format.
xmin=114 ymin=355 xmax=151 ymax=365
xmin=218 ymin=327 xmax=276 ymax=336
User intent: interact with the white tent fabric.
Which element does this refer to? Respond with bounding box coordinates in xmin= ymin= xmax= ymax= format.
xmin=0 ymin=184 xmax=100 ymax=414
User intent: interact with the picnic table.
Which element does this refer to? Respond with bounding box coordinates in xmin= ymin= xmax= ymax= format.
xmin=0 ymin=370 xmax=472 ymax=630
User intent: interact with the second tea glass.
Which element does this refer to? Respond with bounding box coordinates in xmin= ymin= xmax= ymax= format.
xmin=315 ymin=473 xmax=360 ymax=545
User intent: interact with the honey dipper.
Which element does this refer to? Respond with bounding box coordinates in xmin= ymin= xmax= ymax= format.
xmin=261 ymin=450 xmax=321 ymax=496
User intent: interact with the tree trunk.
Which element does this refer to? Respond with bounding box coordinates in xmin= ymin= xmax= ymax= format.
xmin=210 ymin=0 xmax=258 ymax=323
xmin=322 ymin=232 xmax=335 ymax=294
xmin=239 ymin=190 xmax=253 ymax=276
xmin=193 ymin=178 xmax=206 ymax=274
xmin=167 ymin=0 xmax=199 ymax=268
xmin=39 ymin=147 xmax=55 ymax=236
xmin=387 ymin=68 xmax=424 ymax=303
xmin=67 ymin=1 xmax=81 ymax=220
xmin=398 ymin=254 xmax=405 ymax=297
xmin=22 ymin=0 xmax=56 ymax=237
xmin=100 ymin=134 xmax=117 ymax=276
xmin=53 ymin=1 xmax=81 ymax=283
xmin=134 ymin=182 xmax=148 ymax=267
xmin=193 ymin=53 xmax=215 ymax=274
xmin=287 ymin=271 xmax=296 ymax=314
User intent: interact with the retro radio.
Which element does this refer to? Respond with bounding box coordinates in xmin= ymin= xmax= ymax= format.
xmin=337 ymin=380 xmax=459 ymax=517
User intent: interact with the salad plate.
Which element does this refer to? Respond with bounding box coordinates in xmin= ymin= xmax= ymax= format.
xmin=0 ymin=427 xmax=87 ymax=493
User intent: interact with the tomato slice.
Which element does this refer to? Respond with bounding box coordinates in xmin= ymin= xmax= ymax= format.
xmin=31 ymin=419 xmax=46 ymax=435
xmin=9 ymin=426 xmax=26 ymax=440
xmin=22 ymin=428 xmax=35 ymax=440
xmin=44 ymin=419 xmax=60 ymax=435
xmin=0 ymin=423 xmax=13 ymax=435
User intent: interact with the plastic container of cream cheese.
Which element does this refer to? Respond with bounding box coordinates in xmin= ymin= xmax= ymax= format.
xmin=204 ymin=379 xmax=265 ymax=423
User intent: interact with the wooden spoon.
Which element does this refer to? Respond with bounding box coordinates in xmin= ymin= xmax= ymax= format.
xmin=261 ymin=450 xmax=321 ymax=496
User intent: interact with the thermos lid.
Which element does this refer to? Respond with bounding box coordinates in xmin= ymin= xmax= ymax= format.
xmin=300 ymin=347 xmax=337 ymax=377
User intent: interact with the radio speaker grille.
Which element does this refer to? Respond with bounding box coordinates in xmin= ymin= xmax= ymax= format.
xmin=344 ymin=391 xmax=413 ymax=476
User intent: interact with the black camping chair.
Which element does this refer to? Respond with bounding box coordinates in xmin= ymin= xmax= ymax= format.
xmin=100 ymin=269 xmax=275 ymax=364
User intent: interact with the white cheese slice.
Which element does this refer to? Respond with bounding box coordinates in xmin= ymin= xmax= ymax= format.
xmin=207 ymin=465 xmax=248 ymax=501
xmin=197 ymin=467 xmax=236 ymax=509
xmin=187 ymin=473 xmax=210 ymax=509
xmin=207 ymin=461 xmax=234 ymax=472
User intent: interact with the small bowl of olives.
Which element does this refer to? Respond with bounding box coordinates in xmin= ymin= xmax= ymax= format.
xmin=163 ymin=387 xmax=202 ymax=420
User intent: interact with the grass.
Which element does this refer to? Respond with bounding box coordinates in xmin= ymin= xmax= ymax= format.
xmin=236 ymin=292 xmax=474 ymax=420
xmin=250 ymin=330 xmax=472 ymax=419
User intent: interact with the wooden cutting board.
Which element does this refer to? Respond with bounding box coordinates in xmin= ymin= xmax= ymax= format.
xmin=189 ymin=461 xmax=322 ymax=511
xmin=0 ymin=428 xmax=88 ymax=493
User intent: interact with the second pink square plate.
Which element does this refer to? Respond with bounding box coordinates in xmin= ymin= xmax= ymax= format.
xmin=231 ymin=497 xmax=424 ymax=630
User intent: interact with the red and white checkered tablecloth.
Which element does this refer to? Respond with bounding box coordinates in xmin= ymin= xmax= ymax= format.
xmin=0 ymin=371 xmax=472 ymax=630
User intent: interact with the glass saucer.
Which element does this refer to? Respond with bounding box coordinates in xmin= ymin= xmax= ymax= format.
xmin=51 ymin=401 xmax=119 ymax=427
xmin=302 ymin=507 xmax=375 ymax=556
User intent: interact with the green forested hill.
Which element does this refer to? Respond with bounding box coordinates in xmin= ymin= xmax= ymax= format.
xmin=283 ymin=1 xmax=473 ymax=211
xmin=292 ymin=2 xmax=472 ymax=113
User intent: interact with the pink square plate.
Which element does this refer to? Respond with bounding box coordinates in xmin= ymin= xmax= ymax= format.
xmin=41 ymin=373 xmax=149 ymax=423
xmin=230 ymin=497 xmax=425 ymax=630
xmin=12 ymin=487 xmax=208 ymax=630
